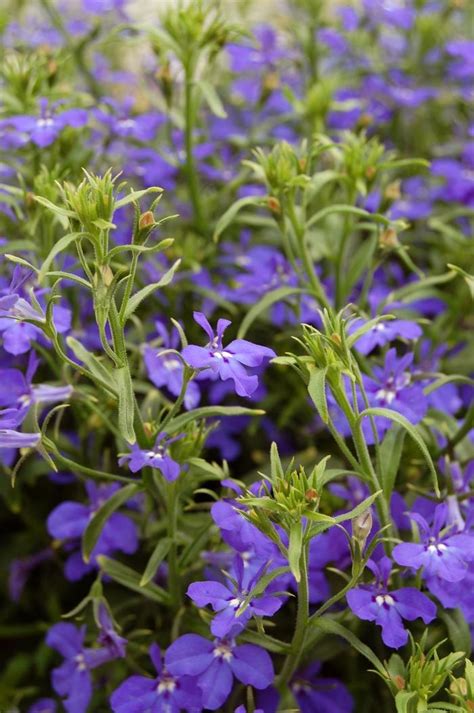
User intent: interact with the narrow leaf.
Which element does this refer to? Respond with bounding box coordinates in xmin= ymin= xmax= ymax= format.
xmin=379 ymin=426 xmax=406 ymax=499
xmin=115 ymin=366 xmax=136 ymax=444
xmin=167 ymin=406 xmax=265 ymax=434
xmin=82 ymin=483 xmax=140 ymax=562
xmin=307 ymin=364 xmax=329 ymax=423
xmin=123 ymin=259 xmax=181 ymax=321
xmin=66 ymin=336 xmax=117 ymax=393
xmin=237 ymin=287 xmax=307 ymax=339
xmin=197 ymin=79 xmax=227 ymax=118
xmin=97 ymin=556 xmax=170 ymax=605
xmin=140 ymin=538 xmax=172 ymax=586
xmin=213 ymin=196 xmax=268 ymax=242
xmin=311 ymin=617 xmax=386 ymax=675
xmin=288 ymin=521 xmax=303 ymax=582
xmin=38 ymin=232 xmax=88 ymax=283
xmin=357 ymin=408 xmax=440 ymax=496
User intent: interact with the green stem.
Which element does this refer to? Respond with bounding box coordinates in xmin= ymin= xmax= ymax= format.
xmin=39 ymin=0 xmax=101 ymax=99
xmin=286 ymin=199 xmax=331 ymax=312
xmin=167 ymin=480 xmax=181 ymax=609
xmin=119 ymin=252 xmax=139 ymax=325
xmin=184 ymin=70 xmax=205 ymax=232
xmin=277 ymin=543 xmax=309 ymax=690
xmin=335 ymin=188 xmax=356 ymax=309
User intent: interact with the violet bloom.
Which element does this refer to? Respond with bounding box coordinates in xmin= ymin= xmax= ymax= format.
xmin=0 ymin=352 xmax=72 ymax=412
xmin=8 ymin=548 xmax=53 ymax=601
xmin=350 ymin=318 xmax=422 ymax=355
xmin=118 ymin=432 xmax=181 ymax=481
xmin=182 ymin=312 xmax=275 ymax=398
xmin=10 ymin=98 xmax=87 ymax=148
xmin=96 ymin=603 xmax=127 ymax=658
xmin=144 ymin=322 xmax=200 ymax=410
xmin=28 ymin=700 xmax=57 ymax=713
xmin=187 ymin=556 xmax=283 ymax=637
xmin=363 ymin=349 xmax=427 ymax=436
xmin=47 ymin=482 xmax=138 ymax=581
xmin=393 ymin=503 xmax=474 ymax=583
xmin=0 ymin=428 xmax=40 ymax=449
xmin=291 ymin=662 xmax=354 ymax=713
xmin=110 ymin=643 xmax=200 ymax=713
xmin=94 ymin=99 xmax=164 ymax=142
xmin=347 ymin=557 xmax=436 ymax=649
xmin=46 ymin=622 xmax=120 ymax=713
xmin=165 ymin=634 xmax=274 ymax=711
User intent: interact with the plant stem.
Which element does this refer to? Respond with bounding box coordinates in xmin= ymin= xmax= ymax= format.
xmin=166 ymin=480 xmax=181 ymax=609
xmin=184 ymin=69 xmax=205 ymax=233
xmin=278 ymin=543 xmax=309 ymax=690
xmin=286 ymin=199 xmax=331 ymax=312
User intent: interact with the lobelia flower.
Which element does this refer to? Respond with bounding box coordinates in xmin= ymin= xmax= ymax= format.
xmin=187 ymin=555 xmax=283 ymax=637
xmin=8 ymin=98 xmax=87 ymax=148
xmin=181 ymin=312 xmax=275 ymax=398
xmin=94 ymin=98 xmax=165 ymax=142
xmin=28 ymin=700 xmax=57 ymax=713
xmin=47 ymin=482 xmax=138 ymax=581
xmin=118 ymin=432 xmax=182 ymax=480
xmin=110 ymin=643 xmax=201 ymax=713
xmin=346 ymin=557 xmax=436 ymax=649
xmin=393 ymin=503 xmax=474 ymax=583
xmin=0 ymin=352 xmax=72 ymax=413
xmin=291 ymin=662 xmax=354 ymax=713
xmin=8 ymin=547 xmax=54 ymax=601
xmin=96 ymin=603 xmax=127 ymax=659
xmin=46 ymin=622 xmax=122 ymax=713
xmin=144 ymin=321 xmax=200 ymax=410
xmin=350 ymin=318 xmax=422 ymax=355
xmin=165 ymin=633 xmax=274 ymax=711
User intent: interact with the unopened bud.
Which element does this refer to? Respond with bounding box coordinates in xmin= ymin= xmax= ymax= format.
xmin=139 ymin=211 xmax=155 ymax=230
xmin=100 ymin=264 xmax=114 ymax=287
xmin=353 ymin=509 xmax=373 ymax=549
xmin=379 ymin=227 xmax=399 ymax=249
xmin=263 ymin=71 xmax=279 ymax=92
xmin=359 ymin=113 xmax=373 ymax=128
xmin=384 ymin=180 xmax=401 ymax=201
xmin=330 ymin=332 xmax=342 ymax=347
xmin=305 ymin=488 xmax=319 ymax=503
xmin=393 ymin=675 xmax=405 ymax=691
xmin=267 ymin=196 xmax=281 ymax=214
xmin=143 ymin=422 xmax=154 ymax=439
xmin=299 ymin=157 xmax=307 ymax=173
xmin=365 ymin=165 xmax=376 ymax=180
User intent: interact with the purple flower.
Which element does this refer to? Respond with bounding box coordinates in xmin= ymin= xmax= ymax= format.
xmin=0 ymin=352 xmax=72 ymax=411
xmin=96 ymin=603 xmax=127 ymax=659
xmin=165 ymin=634 xmax=274 ymax=711
xmin=346 ymin=557 xmax=436 ymax=649
xmin=182 ymin=312 xmax=275 ymax=397
xmin=94 ymin=99 xmax=164 ymax=142
xmin=393 ymin=503 xmax=474 ymax=582
xmin=351 ymin=318 xmax=422 ymax=355
xmin=144 ymin=322 xmax=200 ymax=410
xmin=187 ymin=556 xmax=283 ymax=637
xmin=9 ymin=98 xmax=87 ymax=148
xmin=110 ymin=643 xmax=200 ymax=712
xmin=291 ymin=662 xmax=354 ymax=713
xmin=46 ymin=623 xmax=119 ymax=713
xmin=8 ymin=548 xmax=53 ymax=601
xmin=0 ymin=428 xmax=40 ymax=449
xmin=47 ymin=482 xmax=138 ymax=581
xmin=118 ymin=432 xmax=182 ymax=480
xmin=28 ymin=700 xmax=57 ymax=713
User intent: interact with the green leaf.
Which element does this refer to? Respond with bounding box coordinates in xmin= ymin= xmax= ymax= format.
xmin=379 ymin=426 xmax=406 ymax=499
xmin=288 ymin=521 xmax=303 ymax=582
xmin=82 ymin=483 xmax=140 ymax=562
xmin=34 ymin=194 xmax=76 ymax=220
xmin=115 ymin=366 xmax=136 ymax=444
xmin=213 ymin=196 xmax=268 ymax=242
xmin=238 ymin=566 xmax=290 ymax=616
xmin=423 ymin=374 xmax=474 ymax=396
xmin=237 ymin=287 xmax=307 ymax=338
xmin=122 ymin=259 xmax=181 ymax=321
xmin=140 ymin=538 xmax=172 ymax=586
xmin=447 ymin=263 xmax=474 ymax=298
xmin=38 ymin=232 xmax=89 ymax=283
xmin=66 ymin=336 xmax=117 ymax=394
xmin=357 ymin=408 xmax=440 ymax=496
xmin=97 ymin=556 xmax=170 ymax=605
xmin=114 ymin=186 xmax=162 ymax=209
xmin=196 ymin=79 xmax=227 ymax=118
xmin=395 ymin=691 xmax=420 ymax=713
xmin=166 ymin=406 xmax=265 ymax=434
xmin=333 ymin=490 xmax=381 ymax=524
xmin=439 ymin=609 xmax=472 ymax=655
xmin=311 ymin=616 xmax=386 ymax=675
xmin=307 ymin=364 xmax=329 ymax=423
xmin=306 ymin=204 xmax=391 ymax=230
xmin=92 ymin=218 xmax=116 ymax=230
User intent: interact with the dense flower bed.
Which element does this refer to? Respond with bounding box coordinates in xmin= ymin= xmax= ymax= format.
xmin=0 ymin=0 xmax=473 ymax=711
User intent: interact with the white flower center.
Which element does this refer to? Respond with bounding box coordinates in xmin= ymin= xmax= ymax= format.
xmin=213 ymin=643 xmax=233 ymax=661
xmin=157 ymin=677 xmax=177 ymax=694
xmin=213 ymin=350 xmax=233 ymax=360
xmin=74 ymin=653 xmax=87 ymax=671
xmin=375 ymin=594 xmax=395 ymax=607
xmin=37 ymin=117 xmax=55 ymax=128
xmin=375 ymin=388 xmax=396 ymax=405
xmin=427 ymin=543 xmax=447 ymax=554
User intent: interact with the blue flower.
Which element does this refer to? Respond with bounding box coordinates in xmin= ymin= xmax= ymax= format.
xmin=118 ymin=432 xmax=182 ymax=480
xmin=182 ymin=312 xmax=275 ymax=398
xmin=347 ymin=557 xmax=436 ymax=649
xmin=110 ymin=643 xmax=201 ymax=713
xmin=165 ymin=633 xmax=275 ymax=711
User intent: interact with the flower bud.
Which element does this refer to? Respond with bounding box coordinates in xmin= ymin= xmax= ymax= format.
xmin=352 ymin=509 xmax=372 ymax=550
xmin=379 ymin=227 xmax=399 ymax=249
xmin=267 ymin=196 xmax=281 ymax=214
xmin=139 ymin=211 xmax=155 ymax=230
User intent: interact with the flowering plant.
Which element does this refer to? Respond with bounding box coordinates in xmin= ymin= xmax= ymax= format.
xmin=0 ymin=0 xmax=473 ymax=711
